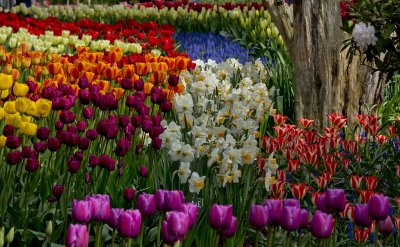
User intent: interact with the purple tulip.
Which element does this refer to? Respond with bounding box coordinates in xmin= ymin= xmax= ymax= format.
xmin=48 ymin=137 xmax=61 ymax=151
xmin=368 ymin=194 xmax=390 ymax=220
xmin=316 ymin=193 xmax=331 ymax=214
xmin=82 ymin=107 xmax=93 ymax=119
xmin=78 ymin=137 xmax=90 ymax=150
xmin=137 ymin=104 xmax=150 ymax=116
xmin=151 ymin=137 xmax=162 ymax=150
xmin=118 ymin=158 xmax=124 ymax=177
xmin=135 ymin=144 xmax=143 ymax=154
xmin=155 ymin=190 xmax=184 ymax=211
xmin=310 ymin=211 xmax=334 ymax=239
xmin=139 ymin=165 xmax=148 ymax=177
xmin=34 ymin=141 xmax=47 ymax=153
xmin=134 ymin=79 xmax=144 ymax=91
xmin=325 ymin=189 xmax=346 ymax=212
xmin=121 ymin=78 xmax=133 ymax=90
xmin=280 ymin=206 xmax=301 ymax=231
xmin=72 ymin=199 xmax=92 ymax=223
xmin=160 ymin=101 xmax=172 ymax=112
xmin=85 ymin=173 xmax=91 ymax=184
xmin=115 ymin=138 xmax=131 ymax=157
xmin=209 ymin=204 xmax=233 ymax=230
xmin=283 ymin=199 xmax=300 ymax=208
xmin=168 ymin=75 xmax=179 ymax=87
xmin=137 ymin=193 xmax=156 ymax=216
xmin=354 ymin=204 xmax=373 ymax=227
xmin=249 ymin=204 xmax=269 ymax=229
xmin=67 ymin=157 xmax=81 ymax=173
xmin=142 ymin=119 xmax=153 ymax=133
xmin=299 ymin=209 xmax=309 ymax=228
xmin=86 ymin=129 xmax=98 ymax=140
xmin=6 ymin=135 xmax=21 ymax=149
xmin=161 ymin=221 xmax=176 ymax=245
xmin=108 ymin=208 xmax=124 ymax=228
xmin=86 ymin=194 xmax=111 ymax=222
xmin=89 ymin=154 xmax=98 ymax=167
xmin=263 ymin=199 xmax=283 ymax=224
xmin=52 ymin=184 xmax=64 ymax=198
xmin=379 ymin=216 xmax=394 ymax=234
xmin=77 ymin=121 xmax=87 ymax=132
xmin=219 ymin=216 xmax=237 ymax=237
xmin=37 ymin=127 xmax=50 ymax=140
xmin=3 ymin=124 xmax=14 ymax=137
xmin=163 ymin=211 xmax=190 ymax=242
xmin=180 ymin=203 xmax=197 ymax=227
xmin=66 ymin=224 xmax=89 ymax=247
xmin=25 ymin=158 xmax=40 ymax=172
xmin=78 ymin=77 xmax=89 ymax=89
xmin=21 ymin=146 xmax=37 ymax=159
xmin=98 ymin=155 xmax=116 ymax=171
xmin=55 ymin=119 xmax=64 ymax=130
xmin=117 ymin=209 xmax=142 ymax=238
xmin=123 ymin=187 xmax=136 ymax=202
xmin=7 ymin=151 xmax=22 ymax=165
xmin=60 ymin=111 xmax=76 ymax=124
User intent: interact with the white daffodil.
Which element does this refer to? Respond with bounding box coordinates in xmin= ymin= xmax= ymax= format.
xmin=168 ymin=142 xmax=183 ymax=161
xmin=231 ymin=164 xmax=242 ymax=183
xmin=188 ymin=172 xmax=206 ymax=194
xmin=176 ymin=162 xmax=191 ymax=184
xmin=180 ymin=144 xmax=195 ymax=163
xmin=174 ymin=93 xmax=194 ymax=115
xmin=207 ymin=148 xmax=221 ymax=167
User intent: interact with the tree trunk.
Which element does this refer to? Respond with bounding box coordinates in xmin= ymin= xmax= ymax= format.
xmin=269 ymin=0 xmax=385 ymax=129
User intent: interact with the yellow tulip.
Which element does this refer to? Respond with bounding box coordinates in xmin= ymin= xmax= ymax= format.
xmin=13 ymin=83 xmax=29 ymax=97
xmin=1 ymin=90 xmax=9 ymax=99
xmin=36 ymin=99 xmax=52 ymax=117
xmin=21 ymin=115 xmax=32 ymax=123
xmin=0 ymin=108 xmax=4 ymax=120
xmin=15 ymin=98 xmax=28 ymax=113
xmin=0 ymin=73 xmax=13 ymax=90
xmin=4 ymin=101 xmax=16 ymax=114
xmin=0 ymin=135 xmax=6 ymax=148
xmin=27 ymin=102 xmax=38 ymax=117
xmin=5 ymin=113 xmax=22 ymax=128
xmin=20 ymin=122 xmax=37 ymax=136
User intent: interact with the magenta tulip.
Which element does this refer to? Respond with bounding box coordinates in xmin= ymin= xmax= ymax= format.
xmin=117 ymin=209 xmax=142 ymax=238
xmin=66 ymin=224 xmax=88 ymax=247
xmin=310 ymin=211 xmax=334 ymax=239
xmin=249 ymin=204 xmax=269 ymax=228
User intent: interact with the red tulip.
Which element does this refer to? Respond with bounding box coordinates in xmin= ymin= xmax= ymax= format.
xmin=354 ymin=228 xmax=369 ymax=243
xmin=350 ymin=174 xmax=363 ymax=190
xmin=365 ymin=176 xmax=378 ymax=191
xmin=288 ymin=159 xmax=300 ymax=173
xmin=359 ymin=190 xmax=374 ymax=203
xmin=273 ymin=114 xmax=288 ymax=126
xmin=291 ymin=183 xmax=307 ymax=200
xmin=298 ymin=118 xmax=314 ymax=129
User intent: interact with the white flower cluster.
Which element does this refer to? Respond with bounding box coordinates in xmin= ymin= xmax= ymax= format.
xmin=0 ymin=26 xmax=142 ymax=54
xmin=352 ymin=22 xmax=378 ymax=50
xmin=161 ymin=58 xmax=274 ymax=193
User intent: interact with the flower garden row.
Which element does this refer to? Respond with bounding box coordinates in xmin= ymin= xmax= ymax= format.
xmin=0 ymin=2 xmax=399 ymax=247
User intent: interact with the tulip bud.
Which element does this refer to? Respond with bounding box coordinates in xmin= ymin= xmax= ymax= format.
xmin=46 ymin=221 xmax=53 ymax=236
xmin=123 ymin=187 xmax=135 ymax=202
xmin=5 ymin=227 xmax=14 ymax=244
xmin=139 ymin=165 xmax=148 ymax=177
xmin=52 ymin=184 xmax=64 ymax=199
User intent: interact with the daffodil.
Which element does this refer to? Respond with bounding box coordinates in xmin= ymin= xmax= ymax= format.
xmin=188 ymin=172 xmax=206 ymax=194
xmin=175 ymin=162 xmax=191 ymax=184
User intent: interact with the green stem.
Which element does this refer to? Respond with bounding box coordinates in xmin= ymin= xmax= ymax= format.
xmin=215 ymin=234 xmax=220 ymax=247
xmin=266 ymin=226 xmax=274 ymax=247
xmin=127 ymin=238 xmax=132 ymax=247
xmin=63 ymin=174 xmax=72 ymax=234
xmin=255 ymin=230 xmax=259 ymax=247
xmin=139 ymin=218 xmax=145 ymax=247
xmin=111 ymin=229 xmax=116 ymax=247
xmin=157 ymin=215 xmax=162 ymax=247
xmin=285 ymin=232 xmax=290 ymax=247
xmin=95 ymin=223 xmax=102 ymax=247
xmin=374 ymin=223 xmax=379 ymax=247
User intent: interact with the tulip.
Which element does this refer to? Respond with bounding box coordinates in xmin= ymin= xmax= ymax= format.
xmin=379 ymin=216 xmax=394 ymax=234
xmin=89 ymin=154 xmax=98 ymax=167
xmin=121 ymin=78 xmax=133 ymax=90
xmin=137 ymin=193 xmax=156 ymax=216
xmin=354 ymin=204 xmax=373 ymax=227
xmin=45 ymin=221 xmax=53 ymax=236
xmin=299 ymin=209 xmax=309 ymax=228
xmin=72 ymin=199 xmax=91 ymax=223
xmin=160 ymin=101 xmax=172 ymax=112
xmin=162 ymin=211 xmax=190 ymax=243
xmin=249 ymin=204 xmax=269 ymax=228
xmin=48 ymin=138 xmax=61 ymax=151
xmin=209 ymin=204 xmax=233 ymax=230
xmin=280 ymin=206 xmax=301 ymax=231
xmin=82 ymin=107 xmax=93 ymax=119
xmin=98 ymin=155 xmax=116 ymax=171
xmin=325 ymin=189 xmax=346 ymax=212
xmin=86 ymin=129 xmax=98 ymax=140
xmin=6 ymin=151 xmax=22 ymax=165
xmin=219 ymin=216 xmax=237 ymax=237
xmin=6 ymin=136 xmax=21 ymax=149
xmin=86 ymin=194 xmax=111 ymax=222
xmin=368 ymin=194 xmax=390 ymax=220
xmin=78 ymin=137 xmax=90 ymax=150
xmin=3 ymin=124 xmax=14 ymax=137
xmin=139 ymin=165 xmax=148 ymax=177
xmin=25 ymin=158 xmax=40 ymax=172
xmin=108 ymin=208 xmax=124 ymax=228
xmin=55 ymin=120 xmax=64 ymax=130
xmin=37 ymin=127 xmax=50 ymax=141
xmin=316 ymin=193 xmax=331 ymax=213
xmin=60 ymin=111 xmax=76 ymax=124
xmin=164 ymin=190 xmax=185 ymax=211
xmin=5 ymin=227 xmax=14 ymax=244
xmin=66 ymin=224 xmax=89 ymax=247
xmin=310 ymin=211 xmax=334 ymax=238
xmin=78 ymin=77 xmax=89 ymax=89
xmin=123 ymin=187 xmax=136 ymax=202
xmin=67 ymin=157 xmax=81 ymax=173
xmin=52 ymin=185 xmax=64 ymax=199
xmin=21 ymin=146 xmax=37 ymax=159
xmin=263 ymin=199 xmax=283 ymax=224
xmin=152 ymin=137 xmax=162 ymax=150
xmin=117 ymin=209 xmax=142 ymax=238
xmin=134 ymin=79 xmax=144 ymax=91
xmin=34 ymin=142 xmax=47 ymax=153
xmin=77 ymin=121 xmax=87 ymax=132
xmin=168 ymin=75 xmax=179 ymax=87
xmin=283 ymin=199 xmax=300 ymax=208
xmin=180 ymin=203 xmax=197 ymax=227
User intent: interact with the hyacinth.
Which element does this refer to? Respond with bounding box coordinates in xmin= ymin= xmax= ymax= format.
xmin=352 ymin=22 xmax=378 ymax=49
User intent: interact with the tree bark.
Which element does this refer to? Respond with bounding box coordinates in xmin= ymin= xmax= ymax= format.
xmin=267 ymin=0 xmax=385 ymax=129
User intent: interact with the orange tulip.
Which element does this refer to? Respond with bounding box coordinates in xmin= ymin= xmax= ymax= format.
xmin=134 ymin=62 xmax=149 ymax=77
xmin=111 ymin=88 xmax=125 ymax=100
xmin=33 ymin=66 xmax=43 ymax=79
xmin=97 ymin=62 xmax=108 ymax=75
xmin=22 ymin=56 xmax=31 ymax=68
xmin=11 ymin=55 xmax=22 ymax=68
xmin=159 ymin=57 xmax=176 ymax=71
xmin=95 ymin=80 xmax=111 ymax=92
xmin=143 ymin=82 xmax=154 ymax=95
xmin=10 ymin=69 xmax=20 ymax=81
xmin=150 ymin=70 xmax=167 ymax=86
xmin=110 ymin=48 xmax=123 ymax=63
xmin=122 ymin=65 xmax=135 ymax=79
xmin=68 ymin=65 xmax=80 ymax=79
xmin=145 ymin=53 xmax=158 ymax=63
xmin=175 ymin=57 xmax=190 ymax=71
xmin=103 ymin=66 xmax=120 ymax=80
xmin=75 ymin=60 xmax=90 ymax=73
xmin=3 ymin=63 xmax=12 ymax=74
xmin=82 ymin=72 xmax=95 ymax=84
xmin=48 ymin=62 xmax=63 ymax=75
xmin=53 ymin=74 xmax=66 ymax=85
xmin=30 ymin=51 xmax=42 ymax=65
xmin=43 ymin=78 xmax=53 ymax=87
xmin=76 ymin=46 xmax=90 ymax=54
